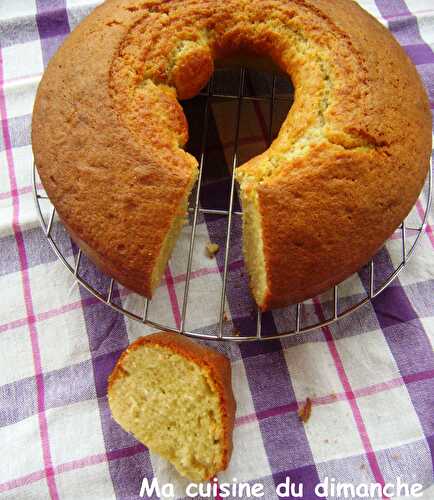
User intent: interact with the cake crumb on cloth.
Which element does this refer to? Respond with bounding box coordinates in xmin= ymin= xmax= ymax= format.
xmin=206 ymin=242 xmax=220 ymax=258
xmin=298 ymin=398 xmax=312 ymax=423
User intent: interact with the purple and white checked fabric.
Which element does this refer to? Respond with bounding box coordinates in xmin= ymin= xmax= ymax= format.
xmin=0 ymin=1 xmax=433 ymax=499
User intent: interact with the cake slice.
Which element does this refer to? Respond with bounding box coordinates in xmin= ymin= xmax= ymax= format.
xmin=107 ymin=332 xmax=236 ymax=482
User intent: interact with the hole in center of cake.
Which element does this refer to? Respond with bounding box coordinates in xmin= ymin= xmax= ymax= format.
xmin=181 ymin=64 xmax=294 ymax=190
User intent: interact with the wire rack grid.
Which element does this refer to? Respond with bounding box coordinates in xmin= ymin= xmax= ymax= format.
xmin=32 ymin=67 xmax=432 ymax=342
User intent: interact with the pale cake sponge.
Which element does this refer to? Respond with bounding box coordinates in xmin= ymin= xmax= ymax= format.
xmin=107 ymin=332 xmax=236 ymax=482
xmin=239 ymin=188 xmax=268 ymax=309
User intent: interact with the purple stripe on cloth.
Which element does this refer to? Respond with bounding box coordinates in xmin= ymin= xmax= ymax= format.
xmin=428 ymin=435 xmax=434 ymax=481
xmin=7 ymin=224 xmax=73 ymax=273
xmin=372 ymin=293 xmax=434 ymax=376
xmin=400 ymin=375 xmax=434 ymax=440
xmin=273 ymin=466 xmax=320 ymax=500
xmin=0 ymin=233 xmax=19 ymax=277
xmin=35 ymin=1 xmax=70 ymax=66
xmin=0 ymin=376 xmax=37 ymax=427
xmin=0 ymin=47 xmax=59 ymax=500
xmin=405 ymin=280 xmax=434 ymax=318
xmin=241 ymin=348 xmax=319 ymax=475
xmin=0 ymin=470 xmax=47 ymax=495
xmin=164 ymin=265 xmax=182 ymax=329
xmin=44 ymin=360 xmax=96 ymax=410
xmin=77 ymin=257 xmax=154 ymax=497
xmin=85 ymin=303 xmax=130 ymax=359
xmin=375 ymin=1 xmax=434 ymax=62
xmin=371 ymin=285 xmax=419 ymax=329
xmin=316 ymin=453 xmax=376 ymax=498
xmin=375 ymin=1 xmax=413 ymax=19
xmin=241 ymin=350 xmax=296 ymax=413
xmin=35 ymin=2 xmax=70 ymax=38
xmin=107 ymin=448 xmax=158 ymax=500
xmin=387 ymin=17 xmax=425 ymax=46
xmin=0 ymin=15 xmax=40 ymax=48
xmin=93 ymin=350 xmax=125 ymax=399
xmin=314 ymin=302 xmax=387 ymax=495
xmin=261 ymin=413 xmax=320 ymax=474
xmin=376 ymin=439 xmax=433 ymax=492
xmin=415 ymin=63 xmax=434 ymax=108
xmin=0 ymin=361 xmax=96 ymax=428
xmin=365 ymin=249 xmax=434 ymax=463
xmin=0 ymin=114 xmax=31 ymax=153
xmin=404 ymin=44 xmax=434 ymax=66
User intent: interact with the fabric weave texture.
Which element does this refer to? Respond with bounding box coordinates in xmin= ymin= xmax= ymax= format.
xmin=0 ymin=1 xmax=433 ymax=499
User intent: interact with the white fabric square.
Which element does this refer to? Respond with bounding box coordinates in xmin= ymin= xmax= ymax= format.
xmin=0 ymin=323 xmax=35 ymax=385
xmin=66 ymin=0 xmax=101 ymax=7
xmin=2 ymin=40 xmax=43 ymax=83
xmin=335 ymin=329 xmax=400 ymax=390
xmin=12 ymin=186 xmax=43 ymax=232
xmin=124 ymin=311 xmax=159 ymax=344
xmin=1 ymin=479 xmax=49 ymax=499
xmin=405 ymin=0 xmax=434 ymax=20
xmin=67 ymin=1 xmax=102 ymax=30
xmin=4 ymin=78 xmax=39 ymax=119
xmin=284 ymin=341 xmax=343 ymax=400
xmin=304 ymin=399 xmax=365 ymax=463
xmin=392 ymin=234 xmax=434 ymax=286
xmin=0 ymin=413 xmax=44 ymax=483
xmin=38 ymin=307 xmax=91 ymax=372
xmin=141 ymin=276 xmax=181 ymax=332
xmin=27 ymin=259 xmax=79 ymax=318
xmin=168 ymin=221 xmax=221 ymax=279
xmin=165 ymin=224 xmax=195 ymax=279
xmin=356 ymin=0 xmax=385 ymax=22
xmin=46 ymin=399 xmax=106 ymax=466
xmin=357 ymin=386 xmax=425 ymax=451
xmin=420 ymin=316 xmax=434 ymax=350
xmin=0 ymin=0 xmax=36 ymax=20
xmin=0 ymin=150 xmax=12 ymax=198
xmin=0 ymin=270 xmax=26 ymax=324
xmin=220 ymin=420 xmax=271 ymax=482
xmin=177 ymin=267 xmax=223 ymax=332
xmin=415 ymin=14 xmax=434 ymax=51
xmin=414 ymin=483 xmax=434 ymax=500
xmin=148 ymin=453 xmax=190 ymax=500
xmin=232 ymin=359 xmax=255 ymax=418
xmin=0 ymin=200 xmax=13 ymax=238
xmin=3 ymin=145 xmax=44 ymax=235
xmin=141 ymin=220 xmax=226 ymax=331
xmin=11 ymin=146 xmax=34 ymax=191
xmin=56 ymin=461 xmax=116 ymax=500
xmin=404 ymin=0 xmax=432 ymax=8
xmin=337 ymin=272 xmax=365 ymax=299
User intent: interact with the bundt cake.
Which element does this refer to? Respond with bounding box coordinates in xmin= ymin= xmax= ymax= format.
xmin=32 ymin=0 xmax=431 ymax=309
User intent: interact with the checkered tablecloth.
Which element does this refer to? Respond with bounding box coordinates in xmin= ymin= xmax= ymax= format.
xmin=1 ymin=1 xmax=433 ymax=499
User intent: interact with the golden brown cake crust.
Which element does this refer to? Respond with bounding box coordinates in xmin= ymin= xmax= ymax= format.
xmin=108 ymin=332 xmax=236 ymax=476
xmin=32 ymin=0 xmax=431 ymax=307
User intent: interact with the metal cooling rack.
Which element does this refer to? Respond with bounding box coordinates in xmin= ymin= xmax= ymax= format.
xmin=32 ymin=68 xmax=432 ymax=342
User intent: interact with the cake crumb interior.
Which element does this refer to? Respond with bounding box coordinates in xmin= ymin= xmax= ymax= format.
xmin=109 ymin=345 xmax=224 ymax=482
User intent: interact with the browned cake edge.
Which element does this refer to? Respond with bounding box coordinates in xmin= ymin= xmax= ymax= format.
xmin=108 ymin=332 xmax=236 ymax=477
